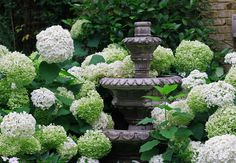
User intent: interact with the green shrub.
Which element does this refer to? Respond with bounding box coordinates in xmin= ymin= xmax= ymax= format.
xmin=69 ymin=0 xmax=212 ymax=57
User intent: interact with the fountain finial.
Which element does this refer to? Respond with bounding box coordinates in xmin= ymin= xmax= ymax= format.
xmin=134 ymin=21 xmax=151 ymax=37
xmin=123 ymin=21 xmax=161 ymax=78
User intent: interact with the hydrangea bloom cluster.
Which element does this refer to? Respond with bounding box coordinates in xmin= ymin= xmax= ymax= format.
xmin=167 ymin=100 xmax=194 ymax=126
xmin=36 ymin=25 xmax=74 ymax=63
xmin=1 ymin=157 xmax=19 ymax=163
xmin=206 ymin=106 xmax=236 ymax=138
xmin=57 ymin=87 xmax=75 ymax=100
xmin=188 ymin=141 xmax=204 ymax=163
xmin=149 ymin=154 xmax=163 ymax=163
xmin=187 ymin=81 xmax=235 ymax=113
xmin=187 ymin=85 xmax=208 ymax=113
xmin=151 ymin=45 xmax=174 ymax=73
xmin=0 ymin=135 xmax=20 ymax=156
xmin=57 ymin=137 xmax=78 ymax=160
xmin=203 ymin=81 xmax=235 ymax=108
xmin=67 ymin=66 xmax=85 ymax=79
xmin=77 ymin=156 xmax=99 ymax=163
xmin=70 ymin=90 xmax=103 ymax=124
xmin=182 ymin=70 xmax=208 ymax=90
xmin=151 ymin=107 xmax=167 ymax=127
xmin=82 ymin=63 xmax=109 ymax=84
xmin=102 ymin=43 xmax=128 ymax=63
xmin=224 ymin=52 xmax=236 ymax=66
xmin=0 ymin=52 xmax=36 ymax=88
xmin=175 ymin=40 xmax=213 ymax=74
xmin=7 ymin=88 xmax=29 ymax=110
xmin=92 ymin=112 xmax=114 ymax=130
xmin=36 ymin=124 xmax=67 ymax=149
xmin=77 ymin=130 xmax=112 ymax=159
xmin=107 ymin=55 xmax=135 ymax=78
xmin=31 ymin=88 xmax=56 ymax=110
xmin=225 ymin=67 xmax=236 ymax=88
xmin=0 ymin=45 xmax=9 ymax=57
xmin=70 ymin=19 xmax=90 ymax=39
xmin=0 ymin=135 xmax=41 ymax=157
xmin=0 ymin=112 xmax=36 ymax=137
xmin=196 ymin=134 xmax=236 ymax=163
xmin=77 ymin=80 xmax=96 ymax=98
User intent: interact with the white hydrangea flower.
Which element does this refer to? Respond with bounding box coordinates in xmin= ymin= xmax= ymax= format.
xmin=197 ymin=134 xmax=236 ymax=163
xmin=182 ymin=70 xmax=208 ymax=90
xmin=77 ymin=156 xmax=99 ymax=163
xmin=82 ymin=63 xmax=109 ymax=83
xmin=8 ymin=157 xmax=19 ymax=163
xmin=1 ymin=157 xmax=19 ymax=163
xmin=57 ymin=137 xmax=78 ymax=160
xmin=67 ymin=66 xmax=85 ymax=79
xmin=151 ymin=107 xmax=167 ymax=127
xmin=92 ymin=112 xmax=111 ymax=130
xmin=149 ymin=154 xmax=163 ymax=163
xmin=107 ymin=55 xmax=135 ymax=78
xmin=0 ymin=112 xmax=36 ymax=137
xmin=31 ymin=88 xmax=56 ymax=110
xmin=224 ymin=52 xmax=236 ymax=66
xmin=188 ymin=141 xmax=204 ymax=163
xmin=203 ymin=81 xmax=235 ymax=108
xmin=36 ymin=25 xmax=74 ymax=63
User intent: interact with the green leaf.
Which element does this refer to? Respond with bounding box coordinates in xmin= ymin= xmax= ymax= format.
xmin=143 ymin=96 xmax=160 ymax=101
xmin=87 ymin=36 xmax=100 ymax=48
xmin=15 ymin=107 xmax=30 ymax=113
xmin=215 ymin=67 xmax=224 ymax=77
xmin=154 ymin=84 xmax=178 ymax=95
xmin=57 ymin=108 xmax=71 ymax=116
xmin=189 ymin=123 xmax=205 ymax=140
xmin=56 ymin=95 xmax=73 ymax=106
xmin=159 ymin=0 xmax=168 ymax=9
xmin=140 ymin=140 xmax=160 ymax=153
xmin=39 ymin=62 xmax=61 ymax=83
xmin=150 ymin=130 xmax=167 ymax=140
xmin=140 ymin=147 xmax=158 ymax=161
xmin=163 ymin=149 xmax=173 ymax=161
xmin=74 ymin=40 xmax=88 ymax=57
xmin=160 ymin=126 xmax=178 ymax=139
xmin=89 ymin=55 xmax=105 ymax=65
xmin=175 ymin=128 xmax=192 ymax=138
xmin=158 ymin=104 xmax=173 ymax=111
xmin=138 ymin=117 xmax=154 ymax=125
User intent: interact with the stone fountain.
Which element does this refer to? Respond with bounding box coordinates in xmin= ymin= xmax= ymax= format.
xmin=100 ymin=22 xmax=182 ymax=162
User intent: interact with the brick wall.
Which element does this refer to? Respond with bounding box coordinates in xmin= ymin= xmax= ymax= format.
xmin=209 ymin=0 xmax=236 ymax=49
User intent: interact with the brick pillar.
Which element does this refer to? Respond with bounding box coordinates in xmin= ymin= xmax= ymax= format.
xmin=209 ymin=0 xmax=236 ymax=49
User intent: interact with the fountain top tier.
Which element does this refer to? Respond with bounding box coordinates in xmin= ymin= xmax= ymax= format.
xmin=123 ymin=21 xmax=161 ymax=78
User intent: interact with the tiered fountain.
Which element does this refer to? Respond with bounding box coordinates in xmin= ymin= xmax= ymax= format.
xmin=100 ymin=22 xmax=182 ymax=162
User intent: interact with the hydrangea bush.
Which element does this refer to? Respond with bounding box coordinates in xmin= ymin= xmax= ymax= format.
xmin=1 ymin=22 xmax=236 ymax=163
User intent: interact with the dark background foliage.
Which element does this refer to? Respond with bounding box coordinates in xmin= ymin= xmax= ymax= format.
xmin=0 ymin=0 xmax=72 ymax=54
xmin=0 ymin=0 xmax=212 ymax=55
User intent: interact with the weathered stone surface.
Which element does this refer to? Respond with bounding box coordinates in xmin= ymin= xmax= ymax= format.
xmin=208 ymin=0 xmax=236 ymax=49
